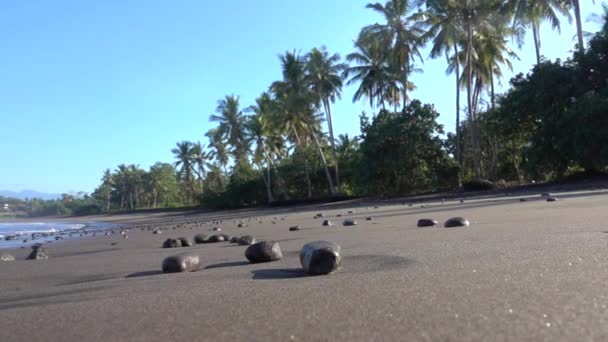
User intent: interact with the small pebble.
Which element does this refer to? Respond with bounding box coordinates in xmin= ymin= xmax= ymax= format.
xmin=322 ymin=220 xmax=333 ymax=227
xmin=289 ymin=226 xmax=302 ymax=231
xmin=546 ymin=197 xmax=558 ymax=202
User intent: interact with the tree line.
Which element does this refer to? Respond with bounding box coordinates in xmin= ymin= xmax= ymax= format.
xmin=82 ymin=0 xmax=606 ymax=211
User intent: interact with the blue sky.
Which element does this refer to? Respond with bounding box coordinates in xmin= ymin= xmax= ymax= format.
xmin=0 ymin=0 xmax=604 ymax=194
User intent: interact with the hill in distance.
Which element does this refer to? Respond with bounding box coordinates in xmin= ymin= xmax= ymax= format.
xmin=0 ymin=190 xmax=61 ymax=201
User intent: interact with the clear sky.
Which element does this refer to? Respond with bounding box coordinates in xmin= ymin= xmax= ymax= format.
xmin=0 ymin=0 xmax=604 ymax=194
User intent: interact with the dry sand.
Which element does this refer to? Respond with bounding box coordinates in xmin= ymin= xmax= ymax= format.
xmin=2 ymin=190 xmax=608 ymax=341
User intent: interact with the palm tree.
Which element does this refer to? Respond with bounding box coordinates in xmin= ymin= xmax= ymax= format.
xmin=210 ymin=95 xmax=247 ymax=163
xmin=247 ymin=92 xmax=290 ymax=201
xmin=171 ymin=141 xmax=195 ymax=201
xmin=508 ymin=0 xmax=570 ymax=64
xmin=422 ymin=0 xmax=466 ymax=186
xmin=191 ymin=142 xmax=209 ymax=193
xmin=344 ymin=39 xmax=401 ymax=110
xmin=571 ymin=0 xmax=591 ymax=51
xmin=205 ymin=128 xmax=229 ymax=174
xmin=462 ymin=0 xmax=504 ymax=179
xmin=305 ymin=46 xmax=347 ymax=190
xmin=360 ymin=0 xmax=425 ymax=109
xmin=272 ymin=51 xmax=336 ymax=197
xmin=100 ymin=169 xmax=113 ymax=211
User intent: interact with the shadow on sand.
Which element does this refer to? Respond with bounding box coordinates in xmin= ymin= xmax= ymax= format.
xmin=251 ymin=268 xmax=309 ymax=280
xmin=125 ymin=270 xmax=163 ymax=278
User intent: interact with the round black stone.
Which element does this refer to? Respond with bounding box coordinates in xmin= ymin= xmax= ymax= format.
xmin=245 ymin=241 xmax=283 ymax=263
xmin=444 ymin=217 xmax=470 ymax=228
xmin=342 ymin=219 xmax=357 ymax=226
xmin=300 ymin=241 xmax=342 ymax=275
xmin=194 ymin=234 xmax=209 ymax=244
xmin=417 ymin=219 xmax=438 ymax=227
xmin=178 ymin=237 xmax=193 ymax=247
xmin=238 ymin=235 xmax=256 ymax=246
xmin=322 ymin=220 xmax=333 ymax=227
xmin=208 ymin=235 xmax=225 ymax=243
xmin=163 ymin=238 xmax=182 ymax=248
xmin=162 ymin=253 xmax=200 ymax=273
xmin=289 ymin=226 xmax=302 ymax=231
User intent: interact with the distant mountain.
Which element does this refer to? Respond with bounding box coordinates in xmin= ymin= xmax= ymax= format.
xmin=0 ymin=190 xmax=61 ymax=201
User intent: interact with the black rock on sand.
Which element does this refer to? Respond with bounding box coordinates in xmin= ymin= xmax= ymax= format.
xmin=300 ymin=240 xmax=342 ymax=275
xmin=245 ymin=241 xmax=283 ymax=263
xmin=162 ymin=253 xmax=201 ymax=273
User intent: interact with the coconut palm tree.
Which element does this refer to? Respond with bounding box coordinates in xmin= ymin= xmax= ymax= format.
xmin=271 ymin=51 xmax=336 ymax=197
xmin=100 ymin=169 xmax=113 ymax=211
xmin=210 ymin=95 xmax=247 ymax=163
xmin=344 ymin=39 xmax=401 ymax=110
xmin=205 ymin=128 xmax=230 ymax=174
xmin=247 ymin=92 xmax=290 ymax=201
xmin=422 ymin=0 xmax=466 ymax=186
xmin=571 ymin=0 xmax=594 ymax=51
xmin=305 ymin=46 xmax=347 ymax=190
xmin=507 ymin=0 xmax=570 ymax=64
xmin=360 ymin=0 xmax=425 ymax=109
xmin=461 ymin=0 xmax=504 ymax=179
xmin=171 ymin=141 xmax=195 ymax=201
xmin=190 ymin=142 xmax=209 ymax=193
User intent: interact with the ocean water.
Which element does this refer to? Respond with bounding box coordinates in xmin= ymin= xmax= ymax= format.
xmin=0 ymin=222 xmax=116 ymax=248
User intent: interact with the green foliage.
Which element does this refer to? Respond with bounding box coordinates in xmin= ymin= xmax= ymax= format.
xmin=354 ymin=100 xmax=458 ymax=196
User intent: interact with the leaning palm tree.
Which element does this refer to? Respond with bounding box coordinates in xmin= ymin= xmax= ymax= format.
xmin=305 ymin=46 xmax=347 ymax=190
xmin=210 ymin=95 xmax=247 ymax=163
xmin=344 ymin=39 xmax=401 ymax=110
xmin=507 ymin=0 xmax=570 ymax=64
xmin=360 ymin=0 xmax=426 ymax=109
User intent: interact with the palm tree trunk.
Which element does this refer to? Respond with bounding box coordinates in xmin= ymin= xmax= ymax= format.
xmin=490 ymin=72 xmax=495 ymax=110
xmin=453 ymin=45 xmax=462 ymax=188
xmin=263 ymin=146 xmax=290 ymax=200
xmin=153 ymin=190 xmax=158 ymax=208
xmin=312 ymin=130 xmax=336 ymax=196
xmin=292 ymin=127 xmax=312 ymax=199
xmin=573 ymin=0 xmax=585 ymax=51
xmin=106 ymin=190 xmax=111 ymax=211
xmin=532 ymin=22 xmax=542 ymax=64
xmin=323 ymin=98 xmax=340 ymax=191
xmin=466 ymin=18 xmax=481 ymax=180
xmin=266 ymin=164 xmax=274 ymax=203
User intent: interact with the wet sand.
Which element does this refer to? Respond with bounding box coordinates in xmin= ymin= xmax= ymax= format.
xmin=2 ymin=189 xmax=608 ymax=341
